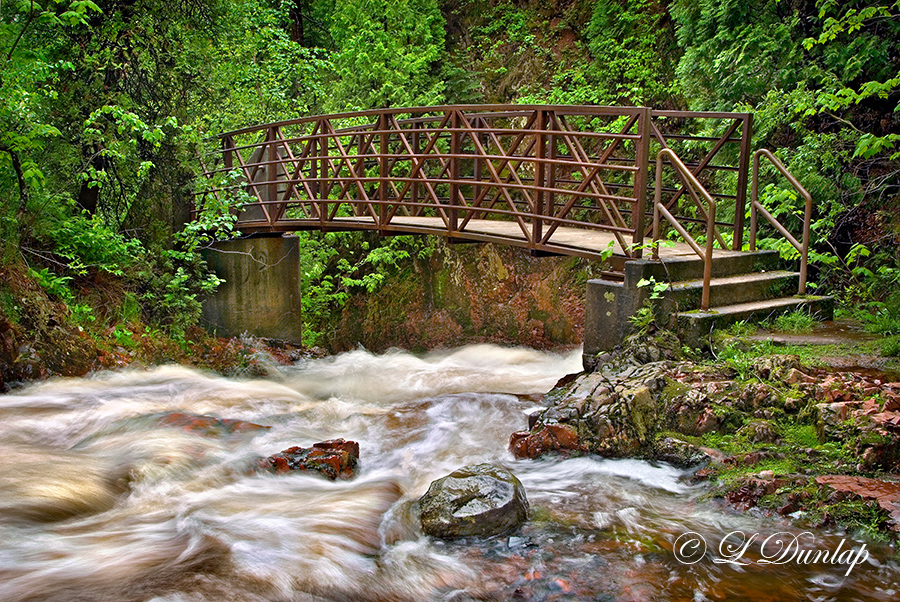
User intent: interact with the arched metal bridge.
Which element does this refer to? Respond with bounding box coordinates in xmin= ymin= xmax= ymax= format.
xmin=196 ymin=105 xmax=759 ymax=266
xmin=195 ymin=105 xmax=811 ymax=307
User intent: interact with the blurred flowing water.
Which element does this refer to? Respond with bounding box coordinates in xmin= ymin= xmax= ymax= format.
xmin=0 ymin=345 xmax=897 ymax=601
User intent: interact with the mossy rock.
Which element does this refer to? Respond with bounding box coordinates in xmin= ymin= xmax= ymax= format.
xmin=418 ymin=464 xmax=528 ymax=539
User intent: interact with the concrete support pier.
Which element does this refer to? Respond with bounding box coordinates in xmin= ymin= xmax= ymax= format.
xmin=201 ymin=235 xmax=303 ymax=344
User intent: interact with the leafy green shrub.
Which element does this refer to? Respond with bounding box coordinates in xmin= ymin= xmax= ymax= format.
xmin=628 ymin=302 xmax=656 ymax=335
xmin=44 ymin=209 xmax=146 ymax=277
xmin=70 ymin=303 xmax=95 ymax=326
xmin=28 ymin=267 xmax=73 ymax=302
xmin=297 ymin=232 xmax=436 ymax=346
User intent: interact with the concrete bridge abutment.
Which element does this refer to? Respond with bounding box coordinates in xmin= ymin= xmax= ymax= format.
xmin=201 ymin=235 xmax=303 ymax=344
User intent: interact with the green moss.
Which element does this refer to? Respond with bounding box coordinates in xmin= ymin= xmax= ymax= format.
xmin=658 ymin=380 xmax=691 ymax=406
xmin=0 ymin=286 xmax=20 ymax=325
xmin=806 ymin=498 xmax=892 ymax=543
xmin=781 ymin=423 xmax=819 ymax=448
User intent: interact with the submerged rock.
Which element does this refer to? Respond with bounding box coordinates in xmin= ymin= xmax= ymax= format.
xmin=159 ymin=412 xmax=271 ymax=437
xmin=419 ymin=463 xmax=528 ymax=538
xmin=259 ymin=439 xmax=360 ymax=480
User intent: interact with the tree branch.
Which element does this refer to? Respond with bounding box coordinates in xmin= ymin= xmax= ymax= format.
xmin=0 ymin=144 xmax=31 ymax=218
xmin=6 ymin=0 xmax=37 ymax=63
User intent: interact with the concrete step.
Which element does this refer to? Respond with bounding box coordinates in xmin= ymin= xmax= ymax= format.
xmin=659 ymin=270 xmax=799 ymax=313
xmin=675 ymin=295 xmax=835 ymax=349
xmin=624 ymin=249 xmax=780 ymax=284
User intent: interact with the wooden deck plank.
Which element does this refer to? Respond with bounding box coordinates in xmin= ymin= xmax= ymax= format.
xmin=323 ymin=215 xmax=743 ymax=261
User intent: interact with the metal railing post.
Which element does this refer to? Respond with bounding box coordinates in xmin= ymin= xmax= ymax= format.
xmin=379 ymin=113 xmax=389 ymax=228
xmin=533 ymin=109 xmax=545 ymax=247
xmin=320 ymin=120 xmax=329 ymax=225
xmin=412 ymin=121 xmax=421 ymax=215
xmin=750 ymin=149 xmax=812 ymax=295
xmin=449 ymin=110 xmax=460 ymax=234
xmin=733 ymin=114 xmax=753 ymax=250
xmin=652 ymin=149 xmax=717 ymax=310
xmin=631 ymin=107 xmax=652 ymax=258
xmin=267 ymin=126 xmax=278 ymax=226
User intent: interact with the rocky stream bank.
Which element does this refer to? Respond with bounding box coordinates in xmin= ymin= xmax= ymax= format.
xmin=510 ymin=330 xmax=900 ymax=541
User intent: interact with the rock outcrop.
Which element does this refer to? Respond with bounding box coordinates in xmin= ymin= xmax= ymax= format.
xmin=419 ymin=464 xmax=528 ymax=538
xmin=510 ymin=332 xmax=679 ymax=459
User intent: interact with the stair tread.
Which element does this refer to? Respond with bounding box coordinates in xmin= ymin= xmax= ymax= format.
xmin=681 ymin=295 xmax=832 ymax=316
xmin=669 ymin=270 xmax=797 ymax=290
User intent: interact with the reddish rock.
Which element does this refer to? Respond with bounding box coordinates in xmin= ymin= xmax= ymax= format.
xmin=725 ymin=476 xmax=804 ymax=511
xmin=785 ymin=368 xmax=815 ymax=385
xmin=725 ymin=477 xmax=782 ymax=511
xmin=259 ymin=439 xmax=359 ymax=480
xmin=159 ymin=412 xmax=271 ymax=437
xmin=313 ymin=438 xmax=360 ymax=458
xmin=871 ymin=411 xmax=900 ymax=429
xmin=509 ymin=424 xmax=585 ymax=459
xmin=883 ymin=392 xmax=900 ymax=412
xmin=819 ymin=375 xmax=858 ymax=403
xmin=816 ymin=475 xmax=900 ymax=530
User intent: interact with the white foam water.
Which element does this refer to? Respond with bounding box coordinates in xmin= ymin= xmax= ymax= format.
xmin=0 ymin=345 xmax=896 ymax=601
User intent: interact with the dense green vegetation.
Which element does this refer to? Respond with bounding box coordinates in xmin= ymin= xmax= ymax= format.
xmin=0 ymin=0 xmax=898 ymax=358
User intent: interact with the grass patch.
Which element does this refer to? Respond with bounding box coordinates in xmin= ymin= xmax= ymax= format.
xmin=769 ymin=310 xmax=816 ymax=333
xmin=880 ymin=335 xmax=900 ymax=357
xmin=728 ymin=320 xmax=757 ymax=337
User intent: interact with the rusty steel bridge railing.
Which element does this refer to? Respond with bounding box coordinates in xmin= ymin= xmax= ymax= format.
xmin=195 ymin=105 xmax=754 ymax=265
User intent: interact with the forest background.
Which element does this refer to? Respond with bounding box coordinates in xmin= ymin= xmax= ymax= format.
xmin=1 ymin=0 xmax=899 ymax=374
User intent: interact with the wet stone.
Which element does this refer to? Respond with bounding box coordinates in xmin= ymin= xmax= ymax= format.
xmin=259 ymin=439 xmax=359 ymax=480
xmin=817 ymin=475 xmax=900 ymax=531
xmin=509 ymin=424 xmax=585 ymax=459
xmin=419 ymin=463 xmax=528 ymax=538
xmin=752 ymin=354 xmax=801 ymax=381
xmin=650 ymin=436 xmax=708 ymax=468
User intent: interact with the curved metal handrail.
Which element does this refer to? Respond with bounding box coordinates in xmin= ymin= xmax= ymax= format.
xmin=749 ymin=149 xmax=812 ymax=295
xmin=651 ymin=148 xmax=718 ymax=310
xmin=213 ymin=104 xmax=652 ymax=139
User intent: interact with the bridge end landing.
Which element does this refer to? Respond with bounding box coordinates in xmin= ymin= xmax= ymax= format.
xmin=583 ymin=250 xmax=834 ymax=370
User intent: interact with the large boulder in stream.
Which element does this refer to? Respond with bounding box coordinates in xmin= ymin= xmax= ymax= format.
xmin=419 ymin=464 xmax=528 ymax=538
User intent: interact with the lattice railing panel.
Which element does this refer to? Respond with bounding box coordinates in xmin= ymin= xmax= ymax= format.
xmin=196 ymin=105 xmax=752 ymax=260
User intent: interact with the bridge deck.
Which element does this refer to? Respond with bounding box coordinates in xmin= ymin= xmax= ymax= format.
xmin=254 ymin=215 xmax=745 ymax=265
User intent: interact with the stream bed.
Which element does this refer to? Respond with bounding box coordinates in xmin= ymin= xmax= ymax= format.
xmin=0 ymin=345 xmax=897 ymax=601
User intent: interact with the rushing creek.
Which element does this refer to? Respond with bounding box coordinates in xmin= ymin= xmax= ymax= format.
xmin=0 ymin=345 xmax=897 ymax=601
